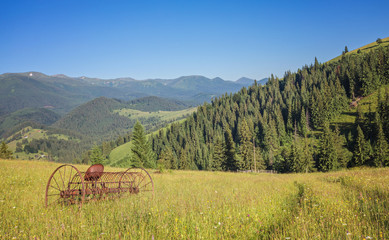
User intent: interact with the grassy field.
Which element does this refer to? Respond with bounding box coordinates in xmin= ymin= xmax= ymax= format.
xmin=0 ymin=159 xmax=388 ymax=239
xmin=114 ymin=107 xmax=196 ymax=123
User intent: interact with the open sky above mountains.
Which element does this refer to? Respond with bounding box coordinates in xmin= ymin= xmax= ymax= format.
xmin=1 ymin=0 xmax=388 ymax=80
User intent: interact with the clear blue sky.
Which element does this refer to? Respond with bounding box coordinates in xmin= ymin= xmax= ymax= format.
xmin=1 ymin=0 xmax=388 ymax=80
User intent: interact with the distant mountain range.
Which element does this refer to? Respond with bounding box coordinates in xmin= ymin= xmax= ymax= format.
xmin=0 ymin=72 xmax=268 ymax=116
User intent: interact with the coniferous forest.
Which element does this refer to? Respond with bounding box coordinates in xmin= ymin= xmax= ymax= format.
xmin=151 ymin=44 xmax=389 ymax=172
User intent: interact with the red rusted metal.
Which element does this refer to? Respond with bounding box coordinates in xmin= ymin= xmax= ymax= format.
xmin=84 ymin=164 xmax=104 ymax=181
xmin=45 ymin=164 xmax=154 ymax=207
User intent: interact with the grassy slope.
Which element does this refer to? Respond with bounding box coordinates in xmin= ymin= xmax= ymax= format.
xmin=6 ymin=127 xmax=73 ymax=160
xmin=329 ymin=37 xmax=389 ymax=63
xmin=109 ymin=117 xmax=189 ymax=164
xmin=332 ymin=84 xmax=389 ymax=131
xmin=0 ymin=159 xmax=387 ymax=239
xmin=115 ymin=107 xmax=196 ymax=122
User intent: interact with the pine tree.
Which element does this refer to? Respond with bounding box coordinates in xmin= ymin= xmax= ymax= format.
xmin=178 ymin=149 xmax=189 ymax=170
xmin=317 ymin=122 xmax=338 ymax=171
xmin=299 ymin=107 xmax=308 ymax=136
xmin=301 ymin=136 xmax=315 ymax=173
xmin=238 ymin=118 xmax=253 ymax=170
xmin=333 ymin=125 xmax=350 ymax=168
xmin=223 ymin=126 xmax=239 ymax=171
xmin=131 ymin=121 xmax=156 ymax=168
xmin=374 ymin=114 xmax=389 ymax=166
xmin=289 ymin=140 xmax=302 ymax=172
xmin=90 ymin=145 xmax=104 ymax=165
xmin=157 ymin=148 xmax=172 ymax=169
xmin=353 ymin=125 xmax=369 ymax=166
xmin=211 ymin=136 xmax=225 ymax=171
xmin=0 ymin=142 xmax=13 ymax=159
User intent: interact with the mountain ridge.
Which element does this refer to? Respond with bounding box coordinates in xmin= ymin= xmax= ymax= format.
xmin=0 ymin=72 xmax=262 ymax=116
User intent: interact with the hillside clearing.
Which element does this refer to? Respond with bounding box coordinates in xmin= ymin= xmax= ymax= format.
xmin=114 ymin=107 xmax=196 ymax=122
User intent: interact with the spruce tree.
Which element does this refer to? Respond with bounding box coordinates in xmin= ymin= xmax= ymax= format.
xmin=317 ymin=122 xmax=338 ymax=171
xmin=223 ymin=126 xmax=239 ymax=171
xmin=239 ymin=118 xmax=253 ymax=170
xmin=353 ymin=125 xmax=369 ymax=166
xmin=374 ymin=114 xmax=389 ymax=166
xmin=301 ymin=136 xmax=315 ymax=173
xmin=211 ymin=136 xmax=225 ymax=171
xmin=90 ymin=145 xmax=104 ymax=165
xmin=299 ymin=107 xmax=308 ymax=136
xmin=157 ymin=147 xmax=173 ymax=169
xmin=178 ymin=149 xmax=189 ymax=170
xmin=131 ymin=121 xmax=155 ymax=168
xmin=0 ymin=142 xmax=13 ymax=159
xmin=289 ymin=140 xmax=302 ymax=172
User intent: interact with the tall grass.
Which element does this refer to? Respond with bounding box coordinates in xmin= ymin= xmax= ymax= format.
xmin=0 ymin=160 xmax=387 ymax=239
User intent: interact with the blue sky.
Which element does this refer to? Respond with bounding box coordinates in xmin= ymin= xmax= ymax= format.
xmin=1 ymin=0 xmax=388 ymax=80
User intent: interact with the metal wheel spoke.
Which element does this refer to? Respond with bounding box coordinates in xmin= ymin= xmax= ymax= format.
xmin=53 ymin=176 xmax=62 ymax=191
xmin=68 ymin=167 xmax=73 ymax=188
xmin=47 ymin=193 xmax=60 ymax=197
xmin=49 ymin=184 xmax=61 ymax=191
xmin=59 ymin=168 xmax=65 ymax=189
xmin=136 ymin=175 xmax=146 ymax=187
xmin=139 ymin=181 xmax=152 ymax=189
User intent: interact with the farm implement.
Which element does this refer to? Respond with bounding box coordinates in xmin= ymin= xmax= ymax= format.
xmin=45 ymin=164 xmax=154 ymax=207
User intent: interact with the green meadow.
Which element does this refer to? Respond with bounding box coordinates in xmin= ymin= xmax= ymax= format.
xmin=115 ymin=107 xmax=196 ymax=123
xmin=0 ymin=159 xmax=387 ymax=239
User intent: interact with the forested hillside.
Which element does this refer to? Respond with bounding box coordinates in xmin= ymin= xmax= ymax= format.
xmin=7 ymin=96 xmax=196 ymax=163
xmin=127 ymin=96 xmax=192 ymax=111
xmin=0 ymin=108 xmax=60 ymax=138
xmin=150 ymin=41 xmax=389 ymax=172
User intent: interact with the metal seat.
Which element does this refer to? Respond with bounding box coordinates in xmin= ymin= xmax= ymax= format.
xmin=84 ymin=164 xmax=104 ymax=181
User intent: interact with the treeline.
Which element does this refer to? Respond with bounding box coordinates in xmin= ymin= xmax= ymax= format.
xmin=151 ymin=45 xmax=389 ymax=172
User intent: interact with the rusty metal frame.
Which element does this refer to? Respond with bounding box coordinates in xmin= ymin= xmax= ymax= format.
xmin=45 ymin=165 xmax=154 ymax=207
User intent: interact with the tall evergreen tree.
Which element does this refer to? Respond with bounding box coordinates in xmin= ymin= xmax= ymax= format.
xmin=131 ymin=121 xmax=156 ymax=168
xmin=353 ymin=125 xmax=370 ymax=166
xmin=289 ymin=140 xmax=302 ymax=172
xmin=317 ymin=122 xmax=338 ymax=171
xmin=157 ymin=147 xmax=173 ymax=169
xmin=89 ymin=145 xmax=105 ymax=165
xmin=211 ymin=136 xmax=225 ymax=171
xmin=239 ymin=118 xmax=253 ymax=170
xmin=178 ymin=148 xmax=189 ymax=170
xmin=374 ymin=114 xmax=389 ymax=166
xmin=223 ymin=126 xmax=239 ymax=171
xmin=0 ymin=142 xmax=13 ymax=159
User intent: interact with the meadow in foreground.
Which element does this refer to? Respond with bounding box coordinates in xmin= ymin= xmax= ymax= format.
xmin=0 ymin=159 xmax=388 ymax=239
